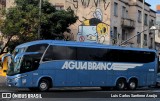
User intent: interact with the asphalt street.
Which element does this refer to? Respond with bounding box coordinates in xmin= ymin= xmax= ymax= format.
xmin=1 ymin=76 xmax=160 ymax=101
xmin=0 ymin=76 xmax=5 ymax=86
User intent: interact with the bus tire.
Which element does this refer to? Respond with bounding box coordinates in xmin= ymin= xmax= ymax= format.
xmin=116 ymin=79 xmax=126 ymax=90
xmin=128 ymin=79 xmax=137 ymax=90
xmin=38 ymin=79 xmax=50 ymax=92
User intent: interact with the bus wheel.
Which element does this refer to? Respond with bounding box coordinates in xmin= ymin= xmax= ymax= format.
xmin=128 ymin=79 xmax=137 ymax=90
xmin=116 ymin=79 xmax=126 ymax=90
xmin=38 ymin=79 xmax=50 ymax=92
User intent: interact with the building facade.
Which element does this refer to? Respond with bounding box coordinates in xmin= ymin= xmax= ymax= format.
xmin=155 ymin=5 xmax=160 ymax=52
xmin=5 ymin=0 xmax=157 ymax=49
xmin=6 ymin=0 xmax=14 ymax=10
xmin=0 ymin=0 xmax=5 ymax=17
xmin=50 ymin=0 xmax=156 ymax=48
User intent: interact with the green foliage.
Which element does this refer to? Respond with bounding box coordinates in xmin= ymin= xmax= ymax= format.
xmin=41 ymin=7 xmax=78 ymax=39
xmin=0 ymin=0 xmax=78 ymax=52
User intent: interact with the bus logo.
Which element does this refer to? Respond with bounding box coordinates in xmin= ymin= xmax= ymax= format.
xmin=62 ymin=61 xmax=143 ymax=71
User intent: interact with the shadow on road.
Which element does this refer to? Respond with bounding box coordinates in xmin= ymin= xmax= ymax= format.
xmin=14 ymin=87 xmax=158 ymax=93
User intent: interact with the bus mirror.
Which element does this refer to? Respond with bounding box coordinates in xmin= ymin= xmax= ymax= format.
xmin=1 ymin=54 xmax=12 ymax=63
xmin=14 ymin=52 xmax=40 ymax=62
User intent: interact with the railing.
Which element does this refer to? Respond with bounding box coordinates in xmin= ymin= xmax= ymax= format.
xmin=121 ymin=18 xmax=135 ymax=29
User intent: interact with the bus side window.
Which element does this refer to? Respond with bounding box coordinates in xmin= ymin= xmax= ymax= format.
xmin=43 ymin=45 xmax=76 ymax=61
xmin=26 ymin=44 xmax=48 ymax=53
xmin=43 ymin=46 xmax=54 ymax=61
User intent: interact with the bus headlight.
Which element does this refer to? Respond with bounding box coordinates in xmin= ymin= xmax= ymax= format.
xmin=14 ymin=74 xmax=28 ymax=81
xmin=14 ymin=78 xmax=18 ymax=81
xmin=22 ymin=79 xmax=26 ymax=85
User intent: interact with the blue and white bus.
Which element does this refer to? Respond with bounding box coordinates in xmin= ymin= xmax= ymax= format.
xmin=3 ymin=40 xmax=158 ymax=91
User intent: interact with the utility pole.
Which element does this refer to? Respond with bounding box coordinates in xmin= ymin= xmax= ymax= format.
xmin=141 ymin=0 xmax=145 ymax=48
xmin=38 ymin=0 xmax=42 ymax=39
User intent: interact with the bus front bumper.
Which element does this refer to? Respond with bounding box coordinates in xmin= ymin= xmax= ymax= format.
xmin=6 ymin=75 xmax=26 ymax=88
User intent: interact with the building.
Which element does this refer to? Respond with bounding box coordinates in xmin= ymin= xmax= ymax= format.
xmin=155 ymin=5 xmax=160 ymax=52
xmin=156 ymin=5 xmax=160 ymax=25
xmin=6 ymin=0 xmax=14 ymax=10
xmin=49 ymin=0 xmax=156 ymax=48
xmin=5 ymin=0 xmax=157 ymax=49
xmin=0 ymin=0 xmax=5 ymax=17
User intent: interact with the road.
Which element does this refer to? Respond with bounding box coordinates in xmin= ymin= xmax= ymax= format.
xmin=0 ymin=76 xmax=5 ymax=86
xmin=0 ymin=76 xmax=160 ymax=101
xmin=1 ymin=87 xmax=160 ymax=101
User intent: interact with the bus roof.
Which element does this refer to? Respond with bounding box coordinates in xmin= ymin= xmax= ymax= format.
xmin=16 ymin=40 xmax=157 ymax=53
xmin=16 ymin=40 xmax=53 ymax=48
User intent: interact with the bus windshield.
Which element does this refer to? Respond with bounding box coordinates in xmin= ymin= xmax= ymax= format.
xmin=7 ymin=57 xmax=21 ymax=76
xmin=7 ymin=48 xmax=26 ymax=76
xmin=7 ymin=44 xmax=48 ymax=76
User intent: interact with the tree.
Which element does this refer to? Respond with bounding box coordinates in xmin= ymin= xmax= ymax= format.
xmin=0 ymin=0 xmax=78 ymax=52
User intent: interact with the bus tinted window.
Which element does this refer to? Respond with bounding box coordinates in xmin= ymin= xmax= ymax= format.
xmin=77 ymin=47 xmax=155 ymax=63
xmin=43 ymin=45 xmax=76 ymax=61
xmin=21 ymin=54 xmax=41 ymax=73
xmin=77 ymin=47 xmax=104 ymax=61
xmin=43 ymin=45 xmax=155 ymax=63
xmin=112 ymin=50 xmax=155 ymax=63
xmin=26 ymin=44 xmax=48 ymax=53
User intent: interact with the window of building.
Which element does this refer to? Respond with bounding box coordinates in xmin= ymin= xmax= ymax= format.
xmin=151 ymin=19 xmax=154 ymax=24
xmin=150 ymin=37 xmax=153 ymax=48
xmin=114 ymin=2 xmax=118 ymax=16
xmin=122 ymin=6 xmax=126 ymax=18
xmin=144 ymin=34 xmax=147 ymax=46
xmin=150 ymin=19 xmax=154 ymax=27
xmin=126 ymin=10 xmax=128 ymax=19
xmin=158 ymin=30 xmax=160 ymax=38
xmin=113 ymin=27 xmax=117 ymax=40
xmin=122 ymin=29 xmax=127 ymax=41
xmin=138 ymin=10 xmax=141 ymax=23
xmin=144 ymin=14 xmax=148 ymax=25
xmin=137 ymin=32 xmax=141 ymax=44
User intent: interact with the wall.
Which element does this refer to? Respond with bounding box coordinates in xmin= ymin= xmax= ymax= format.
xmin=65 ymin=0 xmax=111 ymax=44
xmin=5 ymin=0 xmax=157 ymax=49
xmin=110 ymin=0 xmax=135 ymax=46
xmin=6 ymin=0 xmax=15 ymax=9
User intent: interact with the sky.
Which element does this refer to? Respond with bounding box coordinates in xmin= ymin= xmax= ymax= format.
xmin=145 ymin=0 xmax=160 ymax=11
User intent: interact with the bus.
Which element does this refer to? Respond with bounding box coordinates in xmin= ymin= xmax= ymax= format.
xmin=0 ymin=53 xmax=8 ymax=76
xmin=3 ymin=40 xmax=158 ymax=91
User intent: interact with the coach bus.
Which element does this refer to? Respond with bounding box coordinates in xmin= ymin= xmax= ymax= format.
xmin=2 ymin=40 xmax=158 ymax=91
